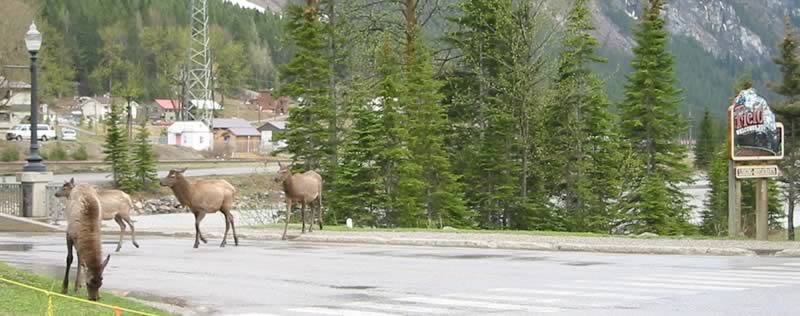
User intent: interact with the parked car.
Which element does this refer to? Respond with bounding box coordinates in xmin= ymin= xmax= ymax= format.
xmin=61 ymin=128 xmax=77 ymax=141
xmin=5 ymin=124 xmax=57 ymax=141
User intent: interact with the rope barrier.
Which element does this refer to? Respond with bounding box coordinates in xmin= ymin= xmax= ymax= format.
xmin=0 ymin=277 xmax=158 ymax=316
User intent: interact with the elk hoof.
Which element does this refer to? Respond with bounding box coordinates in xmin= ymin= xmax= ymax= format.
xmin=61 ymin=288 xmax=68 ymax=295
xmin=115 ymin=247 xmax=121 ymax=253
xmin=133 ymin=242 xmax=140 ymax=248
xmin=193 ymin=243 xmax=199 ymax=249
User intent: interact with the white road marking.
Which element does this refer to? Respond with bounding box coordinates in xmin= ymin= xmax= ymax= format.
xmin=717 ymin=269 xmax=800 ymax=278
xmin=599 ymin=281 xmax=746 ymax=291
xmin=288 ymin=307 xmax=399 ymax=316
xmin=629 ymin=277 xmax=778 ymax=288
xmin=393 ymin=296 xmax=560 ymax=313
xmin=781 ymin=262 xmax=800 ymax=267
xmin=661 ymin=274 xmax=800 ymax=285
xmin=488 ymin=288 xmax=656 ymax=300
xmin=750 ymin=266 xmax=800 ymax=272
xmin=346 ymin=302 xmax=452 ymax=315
xmin=442 ymin=293 xmax=561 ymax=304
xmin=567 ymin=283 xmax=699 ymax=295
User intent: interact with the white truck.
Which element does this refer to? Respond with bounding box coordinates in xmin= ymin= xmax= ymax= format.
xmin=5 ymin=124 xmax=57 ymax=141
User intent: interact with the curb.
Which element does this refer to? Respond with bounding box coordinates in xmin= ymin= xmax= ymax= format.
xmin=100 ymin=230 xmax=777 ymax=257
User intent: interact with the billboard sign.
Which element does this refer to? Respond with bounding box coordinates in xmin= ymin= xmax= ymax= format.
xmin=729 ymin=88 xmax=784 ymax=161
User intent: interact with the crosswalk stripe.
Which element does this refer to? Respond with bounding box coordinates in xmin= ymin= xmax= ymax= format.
xmin=629 ymin=277 xmax=778 ymax=288
xmin=488 ymin=288 xmax=656 ymax=300
xmin=599 ymin=281 xmax=746 ymax=291
xmin=663 ymin=274 xmax=800 ymax=284
xmin=442 ymin=293 xmax=561 ymax=304
xmin=782 ymin=262 xmax=800 ymax=267
xmin=393 ymin=296 xmax=559 ymax=313
xmin=347 ymin=302 xmax=452 ymax=315
xmin=288 ymin=307 xmax=399 ymax=316
xmin=567 ymin=283 xmax=699 ymax=295
xmin=750 ymin=266 xmax=800 ymax=272
xmin=717 ymin=269 xmax=800 ymax=277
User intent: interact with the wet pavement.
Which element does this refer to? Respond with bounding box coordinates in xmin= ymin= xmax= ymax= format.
xmin=0 ymin=233 xmax=799 ymax=315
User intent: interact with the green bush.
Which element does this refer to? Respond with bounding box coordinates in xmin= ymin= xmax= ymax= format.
xmin=0 ymin=142 xmax=19 ymax=162
xmin=46 ymin=142 xmax=68 ymax=161
xmin=72 ymin=144 xmax=89 ymax=161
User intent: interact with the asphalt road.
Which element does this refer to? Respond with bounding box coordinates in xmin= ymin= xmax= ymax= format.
xmin=0 ymin=165 xmax=279 ymax=184
xmin=0 ymin=234 xmax=798 ymax=316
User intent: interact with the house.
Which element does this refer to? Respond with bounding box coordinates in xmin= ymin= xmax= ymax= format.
xmin=255 ymin=90 xmax=289 ymax=115
xmin=0 ymin=79 xmax=33 ymax=131
xmin=211 ymin=118 xmax=261 ymax=154
xmin=257 ymin=120 xmax=286 ymax=144
xmin=189 ymin=99 xmax=222 ymax=111
xmin=153 ymin=99 xmax=181 ymax=122
xmin=167 ymin=121 xmax=212 ymax=151
xmin=77 ymin=95 xmax=139 ymax=122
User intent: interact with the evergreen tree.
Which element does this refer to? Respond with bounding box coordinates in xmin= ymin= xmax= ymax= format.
xmin=770 ymin=18 xmax=800 ymax=240
xmin=549 ymin=0 xmax=625 ymax=232
xmin=618 ymin=0 xmax=693 ymax=234
xmin=39 ymin=21 xmax=75 ymax=101
xmin=278 ymin=1 xmax=333 ymax=174
xmin=401 ymin=32 xmax=470 ymax=228
xmin=103 ymin=102 xmax=136 ymax=192
xmin=133 ymin=120 xmax=158 ymax=191
xmin=694 ymin=108 xmax=716 ymax=170
xmin=701 ymin=149 xmax=728 ymax=236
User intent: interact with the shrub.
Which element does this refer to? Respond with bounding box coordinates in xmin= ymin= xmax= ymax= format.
xmin=0 ymin=142 xmax=19 ymax=162
xmin=72 ymin=144 xmax=89 ymax=161
xmin=46 ymin=142 xmax=68 ymax=161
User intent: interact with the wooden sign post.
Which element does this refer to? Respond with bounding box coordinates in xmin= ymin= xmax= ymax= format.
xmin=728 ymin=88 xmax=784 ymax=240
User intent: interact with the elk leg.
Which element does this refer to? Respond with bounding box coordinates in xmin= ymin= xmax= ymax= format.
xmin=62 ymin=237 xmax=73 ymax=294
xmin=282 ymin=200 xmax=292 ymax=240
xmin=229 ymin=212 xmax=239 ymax=246
xmin=194 ymin=212 xmax=207 ymax=248
xmin=114 ymin=215 xmax=125 ymax=252
xmin=301 ymin=202 xmax=306 ymax=234
xmin=121 ymin=215 xmax=140 ymax=248
xmin=221 ymin=212 xmax=230 ymax=248
xmin=308 ymin=202 xmax=314 ymax=233
xmin=318 ymin=197 xmax=324 ymax=230
xmin=74 ymin=250 xmax=81 ymax=294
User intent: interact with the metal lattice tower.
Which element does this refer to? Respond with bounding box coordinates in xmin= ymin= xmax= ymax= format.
xmin=184 ymin=0 xmax=212 ymax=123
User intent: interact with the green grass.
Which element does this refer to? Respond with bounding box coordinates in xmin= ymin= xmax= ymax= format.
xmin=0 ymin=262 xmax=172 ymax=316
xmin=247 ymin=224 xmax=798 ymax=241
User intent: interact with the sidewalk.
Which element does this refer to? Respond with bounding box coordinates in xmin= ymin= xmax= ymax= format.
xmin=96 ymin=213 xmax=800 ymax=257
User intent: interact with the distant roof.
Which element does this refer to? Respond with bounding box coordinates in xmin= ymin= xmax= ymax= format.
xmin=225 ymin=127 xmax=261 ymax=136
xmin=155 ymin=99 xmax=180 ymax=110
xmin=167 ymin=121 xmax=211 ymax=133
xmin=258 ymin=120 xmax=287 ymax=131
xmin=0 ymin=80 xmax=31 ymax=89
xmin=189 ymin=99 xmax=222 ymax=110
xmin=212 ymin=118 xmax=252 ymax=129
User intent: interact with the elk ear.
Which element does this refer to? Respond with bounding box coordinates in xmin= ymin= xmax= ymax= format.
xmin=70 ymin=178 xmax=75 ymax=185
xmin=178 ymin=168 xmax=187 ymax=173
xmin=101 ymin=254 xmax=111 ymax=271
xmin=278 ymin=162 xmax=284 ymax=168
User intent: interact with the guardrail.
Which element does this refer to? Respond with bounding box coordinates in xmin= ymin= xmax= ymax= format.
xmin=0 ymin=183 xmax=22 ymax=216
xmin=0 ymin=158 xmax=290 ymax=167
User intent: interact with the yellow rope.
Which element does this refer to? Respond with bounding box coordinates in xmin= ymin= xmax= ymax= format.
xmin=0 ymin=277 xmax=158 ymax=316
xmin=47 ymin=294 xmax=54 ymax=316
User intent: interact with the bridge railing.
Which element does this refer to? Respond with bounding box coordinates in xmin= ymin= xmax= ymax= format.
xmin=0 ymin=183 xmax=22 ymax=216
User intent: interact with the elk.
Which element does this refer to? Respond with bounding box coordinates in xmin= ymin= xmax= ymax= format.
xmin=55 ymin=179 xmax=140 ymax=252
xmin=272 ymin=162 xmax=323 ymax=240
xmin=159 ymin=168 xmax=239 ymax=248
xmin=61 ymin=180 xmax=111 ymax=301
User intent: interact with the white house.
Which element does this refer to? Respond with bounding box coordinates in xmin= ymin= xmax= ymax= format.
xmin=167 ymin=121 xmax=212 ymax=151
xmin=78 ymin=96 xmax=138 ymax=121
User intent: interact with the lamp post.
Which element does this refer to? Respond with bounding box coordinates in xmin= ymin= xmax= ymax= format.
xmin=23 ymin=22 xmax=45 ymax=173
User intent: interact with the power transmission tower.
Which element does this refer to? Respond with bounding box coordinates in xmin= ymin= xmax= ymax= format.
xmin=184 ymin=0 xmax=213 ymax=125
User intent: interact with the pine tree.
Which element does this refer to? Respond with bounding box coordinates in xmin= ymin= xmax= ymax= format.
xmin=702 ymin=149 xmax=728 ymax=236
xmin=133 ymin=120 xmax=158 ymax=191
xmin=618 ymin=0 xmax=693 ymax=234
xmin=694 ymin=108 xmax=716 ymax=171
xmin=103 ymin=102 xmax=136 ymax=192
xmin=549 ymin=0 xmax=625 ymax=232
xmin=401 ymin=32 xmax=470 ymax=228
xmin=770 ymin=18 xmax=800 ymax=240
xmin=279 ymin=2 xmax=333 ymax=174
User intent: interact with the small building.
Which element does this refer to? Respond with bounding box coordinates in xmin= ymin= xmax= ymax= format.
xmin=257 ymin=120 xmax=286 ymax=144
xmin=78 ymin=95 xmax=139 ymax=122
xmin=211 ymin=118 xmax=261 ymax=154
xmin=153 ymin=99 xmax=180 ymax=122
xmin=167 ymin=121 xmax=212 ymax=151
xmin=189 ymin=99 xmax=222 ymax=111
xmin=255 ymin=90 xmax=289 ymax=115
xmin=0 ymin=79 xmax=33 ymax=130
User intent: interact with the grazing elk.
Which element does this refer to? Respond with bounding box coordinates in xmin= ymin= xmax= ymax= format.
xmin=55 ymin=179 xmax=140 ymax=252
xmin=61 ymin=180 xmax=111 ymax=301
xmin=272 ymin=162 xmax=323 ymax=240
xmin=159 ymin=168 xmax=239 ymax=248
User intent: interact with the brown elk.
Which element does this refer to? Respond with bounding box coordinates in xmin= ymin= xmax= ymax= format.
xmin=55 ymin=179 xmax=140 ymax=252
xmin=160 ymin=168 xmax=239 ymax=248
xmin=60 ymin=180 xmax=111 ymax=301
xmin=272 ymin=162 xmax=323 ymax=240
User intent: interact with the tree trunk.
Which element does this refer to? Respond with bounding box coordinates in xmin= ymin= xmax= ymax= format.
xmin=404 ymin=0 xmax=417 ymax=63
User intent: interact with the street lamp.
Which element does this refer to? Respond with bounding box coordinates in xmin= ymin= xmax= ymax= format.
xmin=23 ymin=22 xmax=45 ymax=172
